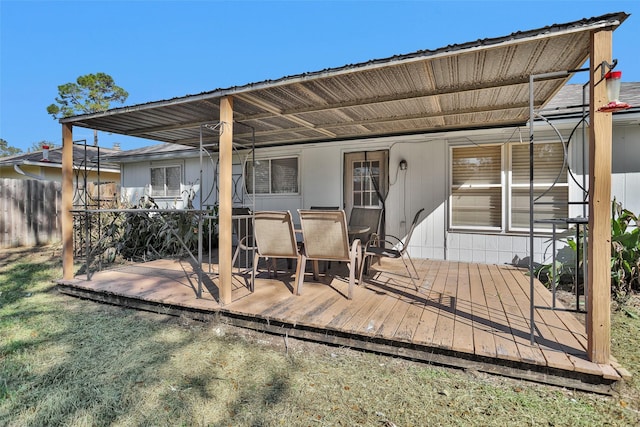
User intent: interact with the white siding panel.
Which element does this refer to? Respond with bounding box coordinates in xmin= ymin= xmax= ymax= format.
xmin=389 ymin=138 xmax=447 ymax=260
xmin=301 ymin=146 xmax=342 ymax=209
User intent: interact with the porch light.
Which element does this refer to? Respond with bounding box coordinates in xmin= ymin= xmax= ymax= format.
xmin=598 ymin=70 xmax=632 ymax=113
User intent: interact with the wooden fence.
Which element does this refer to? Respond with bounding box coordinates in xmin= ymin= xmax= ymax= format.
xmin=0 ymin=178 xmax=62 ymax=248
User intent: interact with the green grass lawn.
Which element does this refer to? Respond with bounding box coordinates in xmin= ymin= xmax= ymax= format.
xmin=1 ymin=246 xmax=639 ymax=426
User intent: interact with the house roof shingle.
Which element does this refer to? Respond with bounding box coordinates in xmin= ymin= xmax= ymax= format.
xmin=0 ymin=145 xmax=121 ymax=169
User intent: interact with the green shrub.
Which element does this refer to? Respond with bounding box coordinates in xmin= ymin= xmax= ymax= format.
xmin=611 ymin=199 xmax=640 ymax=303
xmin=116 ymin=200 xmax=218 ymax=262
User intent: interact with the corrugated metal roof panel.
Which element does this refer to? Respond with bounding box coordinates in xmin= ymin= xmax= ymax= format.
xmin=61 ymin=12 xmax=629 ymax=149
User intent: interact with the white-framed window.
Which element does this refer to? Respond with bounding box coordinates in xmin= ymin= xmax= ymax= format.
xmin=351 ymin=159 xmax=381 ymax=207
xmin=150 ymin=165 xmax=181 ymax=197
xmin=450 ymin=141 xmax=568 ymax=232
xmin=245 ymin=157 xmax=299 ymax=195
xmin=509 ymin=142 xmax=568 ymax=231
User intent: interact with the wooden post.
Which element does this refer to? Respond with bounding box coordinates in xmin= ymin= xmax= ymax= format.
xmin=62 ymin=123 xmax=74 ymax=280
xmin=218 ymin=96 xmax=233 ymax=305
xmin=587 ymin=29 xmax=612 ymax=364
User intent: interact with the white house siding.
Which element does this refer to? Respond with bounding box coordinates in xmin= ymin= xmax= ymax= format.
xmin=382 ymin=136 xmax=448 ymax=261
xmin=120 ymin=156 xmax=219 ymax=209
xmin=566 ymin=118 xmax=640 ymax=217
xmin=116 ymin=112 xmax=639 ymax=266
xmin=611 ymin=122 xmax=640 ymax=214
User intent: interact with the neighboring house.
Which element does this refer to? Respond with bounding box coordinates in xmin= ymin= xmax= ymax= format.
xmin=103 ymin=83 xmax=640 ymax=266
xmin=0 ymin=144 xmax=122 ymax=247
xmin=101 ymin=143 xmax=204 ymax=209
xmin=0 ymin=144 xmax=122 ymax=205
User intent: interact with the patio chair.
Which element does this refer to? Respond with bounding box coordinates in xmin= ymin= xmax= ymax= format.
xmin=310 ymin=206 xmax=341 ymax=270
xmin=231 ymin=207 xmax=255 ymax=272
xmin=251 ymin=211 xmax=302 ymax=292
xmin=361 ymin=208 xmax=424 ymax=289
xmin=348 ymin=206 xmax=383 ymax=245
xmin=297 ymin=209 xmax=362 ymax=299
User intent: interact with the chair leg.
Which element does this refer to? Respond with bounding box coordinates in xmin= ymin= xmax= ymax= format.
xmin=233 ymin=245 xmax=255 ymax=274
xmin=358 ymin=253 xmax=368 ymax=284
xmin=293 ymin=255 xmax=302 ymax=295
xmin=251 ymin=253 xmax=260 ymax=292
xmin=401 ymin=253 xmax=419 ymax=290
xmin=297 ymin=254 xmax=307 ymax=295
xmin=232 ymin=246 xmax=240 ymax=273
xmin=347 ymin=262 xmax=355 ymax=300
xmin=405 ymin=252 xmax=420 ymax=279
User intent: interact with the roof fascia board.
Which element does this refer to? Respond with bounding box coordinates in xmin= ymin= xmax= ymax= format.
xmin=101 ymin=149 xmax=201 ymax=164
xmin=20 ymin=160 xmax=120 ymax=173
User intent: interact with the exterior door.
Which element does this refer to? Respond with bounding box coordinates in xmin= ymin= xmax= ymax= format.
xmin=343 ymin=150 xmax=388 ymax=215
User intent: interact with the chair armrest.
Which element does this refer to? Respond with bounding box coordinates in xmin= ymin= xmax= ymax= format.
xmin=364 ymin=233 xmax=381 ymax=251
xmin=238 ymin=235 xmax=255 ymax=250
xmin=350 ymin=238 xmax=362 ymax=264
xmin=383 ymin=234 xmax=403 ymax=246
xmin=365 ymin=233 xmax=404 ymax=252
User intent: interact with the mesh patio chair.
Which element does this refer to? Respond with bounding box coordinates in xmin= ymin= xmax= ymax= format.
xmin=297 ymin=209 xmax=362 ymax=299
xmin=310 ymin=206 xmax=341 ymax=270
xmin=231 ymin=207 xmax=255 ymax=273
xmin=252 ymin=211 xmax=302 ymax=293
xmin=348 ymin=206 xmax=383 ymax=245
xmin=361 ymin=208 xmax=424 ymax=289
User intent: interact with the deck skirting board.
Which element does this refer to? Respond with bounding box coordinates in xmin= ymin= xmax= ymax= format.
xmin=57 ymin=282 xmax=618 ymax=395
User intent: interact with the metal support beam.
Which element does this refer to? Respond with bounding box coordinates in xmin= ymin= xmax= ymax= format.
xmin=587 ymin=29 xmax=612 ymax=364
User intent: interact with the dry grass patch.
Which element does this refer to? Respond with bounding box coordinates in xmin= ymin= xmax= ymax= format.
xmin=1 ymin=245 xmax=639 ymax=426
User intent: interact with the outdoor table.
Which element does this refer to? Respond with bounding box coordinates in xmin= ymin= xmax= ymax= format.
xmin=347 ymin=225 xmax=370 ymax=236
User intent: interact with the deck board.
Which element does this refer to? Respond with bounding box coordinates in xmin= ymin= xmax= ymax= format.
xmin=412 ymin=260 xmax=447 ymax=346
xmin=478 ymin=264 xmax=523 ymax=362
xmin=468 ymin=264 xmax=498 ymax=359
xmin=431 ymin=262 xmax=458 ymax=349
xmin=57 ymin=256 xmax=624 ymax=393
xmin=492 ymin=264 xmax=572 ymax=371
xmin=326 ymin=284 xmax=380 ymax=330
xmin=452 ymin=261 xmax=475 ymax=354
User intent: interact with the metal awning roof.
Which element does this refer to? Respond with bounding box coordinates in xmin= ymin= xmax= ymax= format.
xmin=60 ymin=12 xmax=628 ymax=150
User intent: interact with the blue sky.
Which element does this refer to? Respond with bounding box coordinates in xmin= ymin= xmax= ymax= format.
xmin=1 ymin=0 xmax=639 ymax=153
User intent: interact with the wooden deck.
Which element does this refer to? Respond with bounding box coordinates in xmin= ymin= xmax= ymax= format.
xmin=57 ymin=256 xmax=625 ymax=393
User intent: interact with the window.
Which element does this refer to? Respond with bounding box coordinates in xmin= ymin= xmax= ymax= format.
xmin=352 ymin=159 xmax=381 ymax=207
xmin=451 ymin=145 xmax=503 ymax=229
xmin=150 ymin=165 xmax=181 ymax=197
xmin=450 ymin=141 xmax=567 ymax=232
xmin=245 ymin=157 xmax=299 ymax=194
xmin=510 ymin=142 xmax=568 ymax=230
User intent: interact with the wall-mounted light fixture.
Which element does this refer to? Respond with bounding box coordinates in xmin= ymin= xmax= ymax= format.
xmin=399 ymin=159 xmax=408 ymax=170
xmin=598 ymin=61 xmax=632 ymax=113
